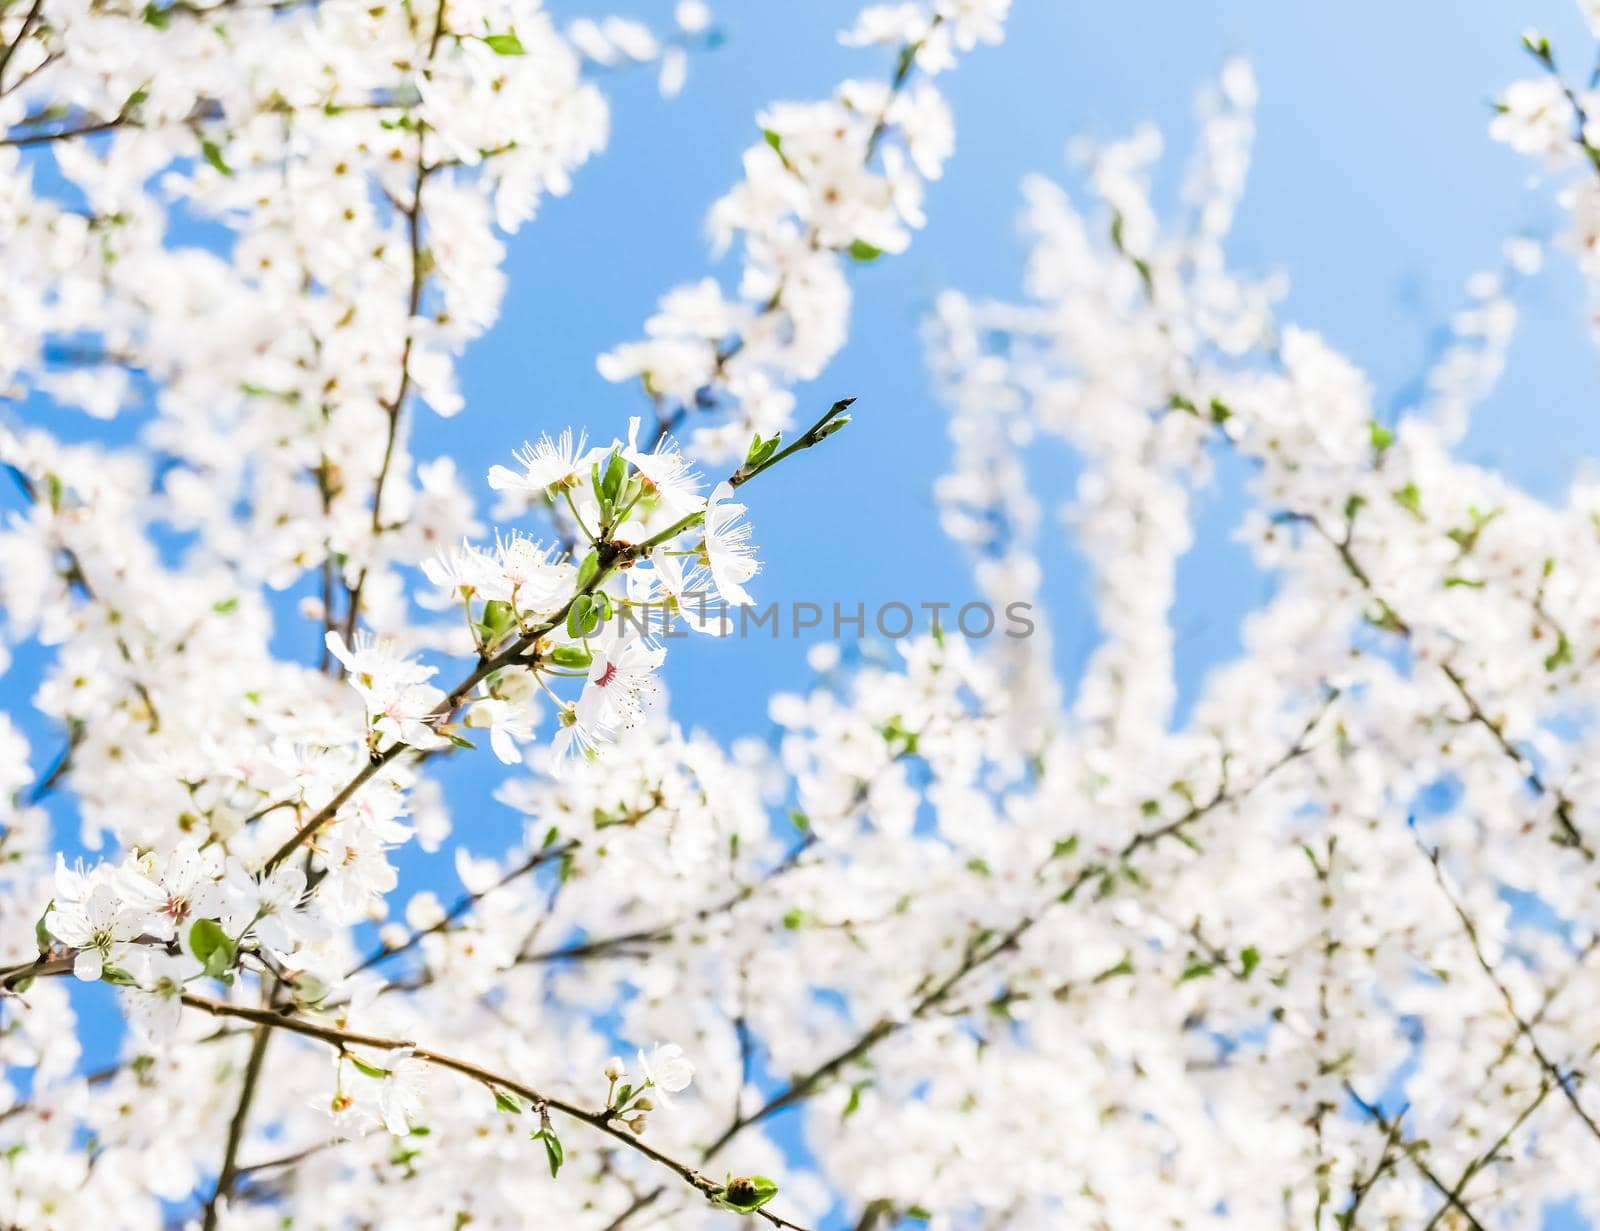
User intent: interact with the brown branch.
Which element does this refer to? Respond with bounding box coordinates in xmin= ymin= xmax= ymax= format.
xmin=1418 ymin=1077 xmax=1554 ymax=1231
xmin=338 ymin=0 xmax=446 ymax=642
xmin=1419 ymin=839 xmax=1600 ymax=1150
xmin=1295 ymin=511 xmax=1592 ymax=860
xmin=179 ymin=994 xmax=811 ymax=1230
xmin=266 ymin=402 xmax=842 ymax=871
xmin=348 ymin=838 xmax=579 ymax=977
xmin=201 ymin=1022 xmax=273 ymax=1231
xmin=0 ymin=0 xmax=45 ymax=94
xmin=696 ymin=695 xmax=1331 ymax=1163
xmin=1345 ymin=1083 xmax=1491 ymax=1231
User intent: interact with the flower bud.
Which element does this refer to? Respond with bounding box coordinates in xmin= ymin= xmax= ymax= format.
xmin=496 ymin=669 xmax=537 ymax=706
xmin=292 ymin=972 xmax=330 ymax=1005
xmin=209 ymin=805 xmax=244 ymax=841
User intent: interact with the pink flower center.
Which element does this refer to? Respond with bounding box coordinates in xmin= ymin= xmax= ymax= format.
xmin=596 ymin=662 xmax=620 ymax=688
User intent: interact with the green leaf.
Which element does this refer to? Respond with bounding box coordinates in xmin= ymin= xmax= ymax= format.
xmin=547 ymin=643 xmax=593 ymax=669
xmin=847 ymin=239 xmax=883 ymax=262
xmin=566 ymin=594 xmax=600 ymax=639
xmin=187 ymin=918 xmax=237 ymax=979
xmin=142 ymin=3 xmax=170 ymax=28
xmin=347 ymin=1052 xmax=391 ymax=1080
xmin=781 ymin=908 xmax=806 ymax=930
xmin=1544 ymin=631 xmax=1573 ymax=673
xmin=601 ymin=452 xmax=626 ymax=503
xmin=575 ymin=551 xmax=600 ymax=591
xmin=1368 ymin=419 xmax=1395 ymax=450
xmin=531 ymin=1127 xmax=564 ymax=1177
xmin=211 ymin=597 xmax=239 ymax=614
xmin=1050 ymin=836 xmax=1079 ymax=861
xmin=1092 ymin=954 xmax=1135 ymax=983
xmin=491 ymin=1087 xmax=523 ymax=1114
xmin=762 ymin=128 xmax=783 ymax=155
xmin=1240 ymin=945 xmax=1262 ymax=979
xmin=1208 ymin=398 xmax=1232 ymax=425
xmin=1179 ymin=960 xmax=1214 ymax=982
xmin=1393 ymin=482 xmax=1422 ymax=518
xmin=446 ymin=731 xmax=476 ymax=750
xmin=200 ymin=140 xmax=233 ymax=177
xmin=483 ymin=32 xmax=525 ymax=54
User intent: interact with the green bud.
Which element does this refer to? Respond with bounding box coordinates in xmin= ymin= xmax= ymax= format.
xmin=480 ymin=600 xmax=516 ymax=639
xmin=745 ymin=433 xmax=781 ymax=468
xmin=719 ymin=1176 xmax=779 ymax=1213
xmin=547 ymin=643 xmax=593 ymax=669
xmin=35 ymin=901 xmax=53 ymax=954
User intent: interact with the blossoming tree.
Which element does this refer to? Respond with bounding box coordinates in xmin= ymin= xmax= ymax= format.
xmin=4 ymin=0 xmax=1600 ymax=1228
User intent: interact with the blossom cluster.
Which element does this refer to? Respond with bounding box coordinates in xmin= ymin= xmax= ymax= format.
xmin=595 ymin=0 xmax=1011 ymax=461
xmin=9 ymin=1 xmax=1600 ymax=1230
xmin=909 ymin=48 xmax=1600 ymax=1224
xmin=0 ymin=2 xmax=1008 ymax=1229
xmin=1490 ymin=18 xmax=1600 ymax=336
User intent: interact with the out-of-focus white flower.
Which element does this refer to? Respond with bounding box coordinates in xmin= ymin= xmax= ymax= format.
xmin=637 ymin=1042 xmax=694 ymax=1107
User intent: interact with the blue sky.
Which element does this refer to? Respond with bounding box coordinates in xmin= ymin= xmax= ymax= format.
xmin=454 ymin=0 xmax=1600 ymax=746
xmin=15 ymin=0 xmax=1598 ymax=825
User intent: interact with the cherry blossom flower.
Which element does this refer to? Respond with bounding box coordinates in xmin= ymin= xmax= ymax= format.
xmin=636 ymin=1042 xmax=695 ymax=1108
xmin=623 ymin=416 xmax=705 ymax=519
xmin=702 ymin=481 xmax=762 ymax=606
xmin=115 ymin=843 xmax=224 ymax=943
xmin=487 ymin=429 xmax=601 ymax=499
xmin=44 ymin=883 xmax=143 ymax=982
xmin=377 ymin=1050 xmax=433 ymax=1135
